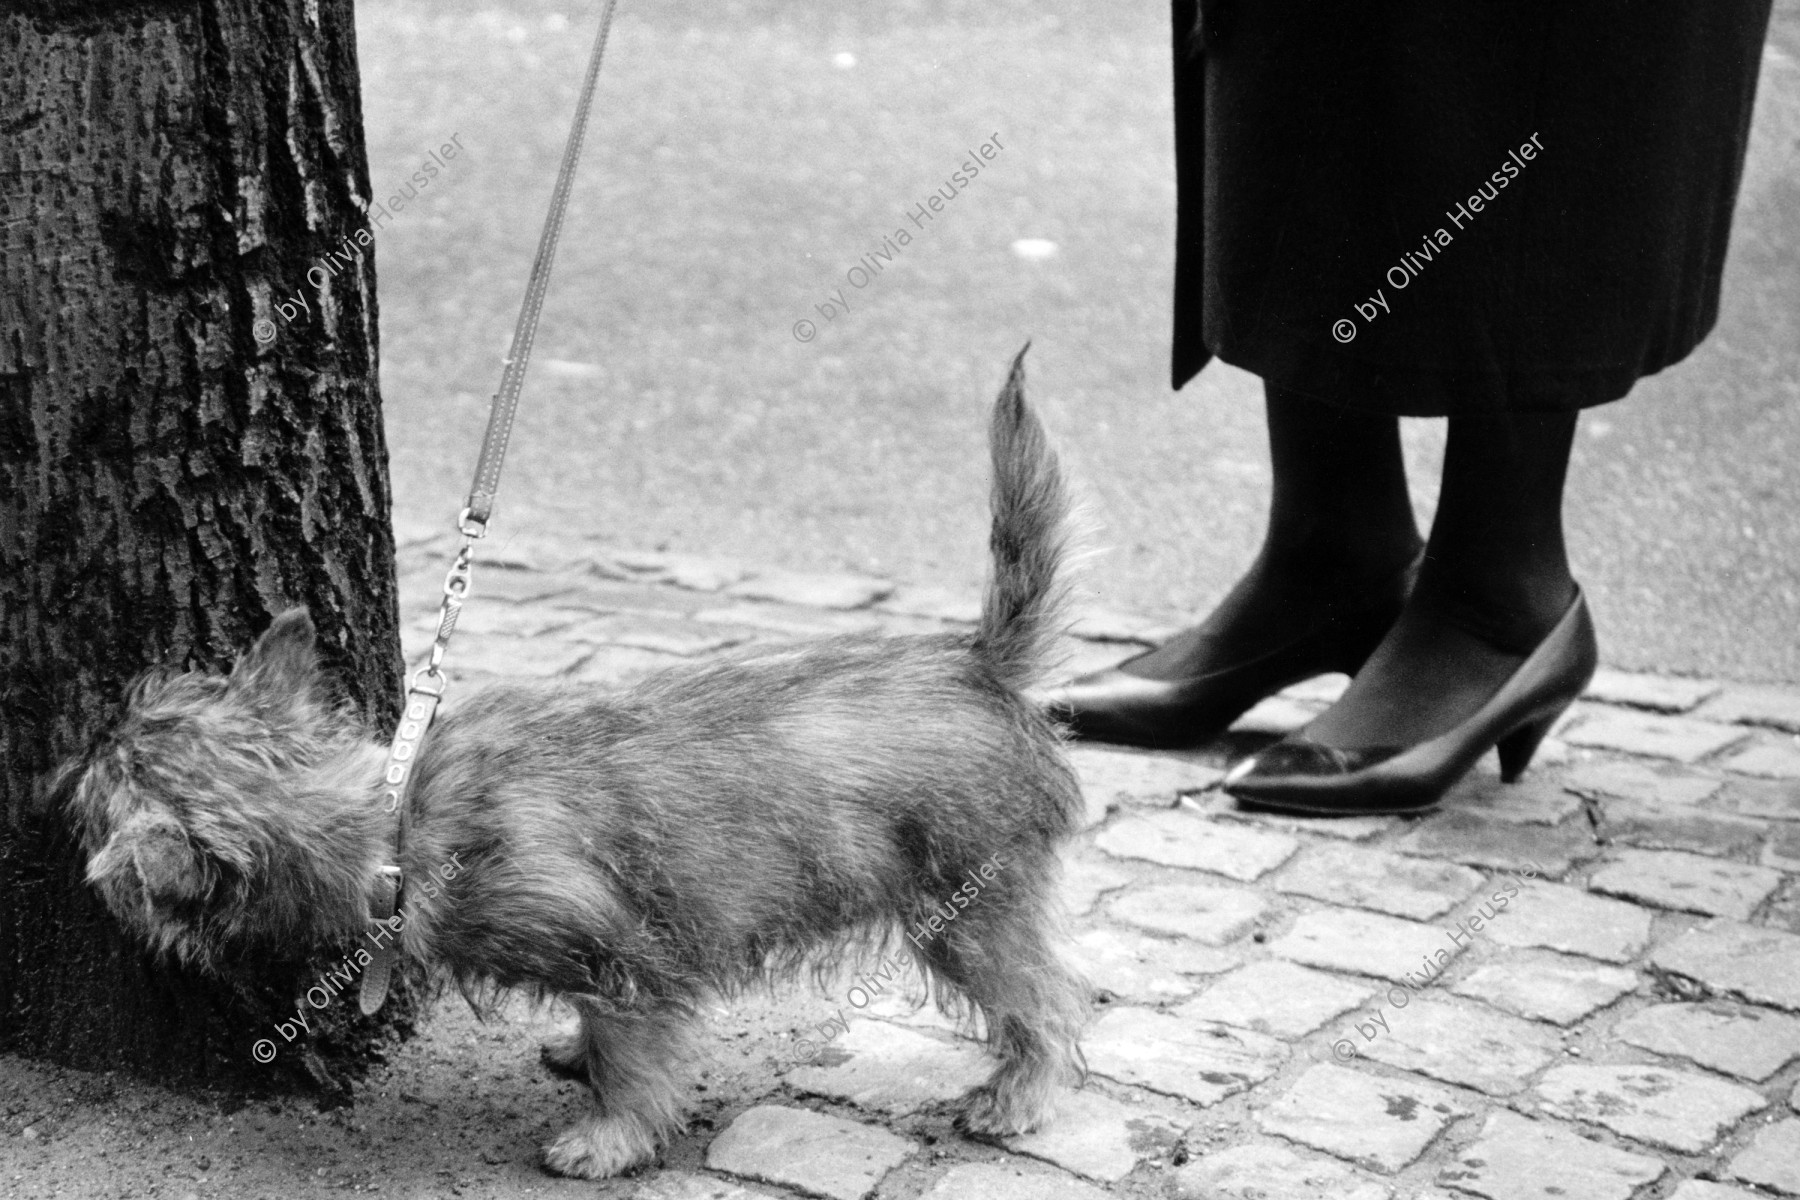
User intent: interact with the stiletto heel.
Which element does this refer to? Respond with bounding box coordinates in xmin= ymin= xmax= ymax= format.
xmin=1224 ymin=587 xmax=1599 ymax=815
xmin=1496 ymin=713 xmax=1558 ymax=782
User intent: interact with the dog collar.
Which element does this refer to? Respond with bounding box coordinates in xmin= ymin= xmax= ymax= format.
xmin=359 ymin=523 xmax=477 ymax=1014
xmin=358 ymin=670 xmax=446 ymax=1015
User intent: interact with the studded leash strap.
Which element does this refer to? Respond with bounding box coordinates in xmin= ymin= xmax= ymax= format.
xmin=360 ymin=0 xmax=622 ymax=1016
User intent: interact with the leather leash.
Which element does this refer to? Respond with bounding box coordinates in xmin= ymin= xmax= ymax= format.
xmin=359 ymin=0 xmax=622 ymax=1016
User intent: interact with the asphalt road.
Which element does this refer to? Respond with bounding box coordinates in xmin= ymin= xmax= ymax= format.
xmin=359 ymin=0 xmax=1800 ymax=682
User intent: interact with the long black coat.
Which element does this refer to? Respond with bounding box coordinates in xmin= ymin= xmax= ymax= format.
xmin=1170 ymin=0 xmax=1774 ymax=414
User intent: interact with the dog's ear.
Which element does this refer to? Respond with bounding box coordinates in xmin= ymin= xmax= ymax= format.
xmin=231 ymin=608 xmax=321 ymax=698
xmin=87 ymin=809 xmax=215 ymax=913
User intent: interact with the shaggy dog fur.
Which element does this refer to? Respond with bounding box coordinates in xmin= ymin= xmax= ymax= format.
xmin=59 ymin=349 xmax=1088 ymax=1178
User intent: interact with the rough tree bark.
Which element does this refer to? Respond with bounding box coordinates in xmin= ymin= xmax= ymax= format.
xmin=0 ymin=0 xmax=415 ymax=1092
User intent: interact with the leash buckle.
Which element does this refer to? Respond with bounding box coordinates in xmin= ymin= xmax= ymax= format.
xmin=410 ymin=665 xmax=448 ymax=699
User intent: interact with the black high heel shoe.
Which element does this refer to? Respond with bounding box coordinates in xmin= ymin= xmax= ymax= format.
xmin=1222 ymin=587 xmax=1598 ymax=815
xmin=1039 ymin=558 xmax=1418 ymax=749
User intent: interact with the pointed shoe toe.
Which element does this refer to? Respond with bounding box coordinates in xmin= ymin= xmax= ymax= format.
xmin=1225 ymin=740 xmax=1403 ymax=786
xmin=1039 ymin=665 xmax=1258 ymax=749
xmin=1224 ymin=739 xmax=1434 ymax=813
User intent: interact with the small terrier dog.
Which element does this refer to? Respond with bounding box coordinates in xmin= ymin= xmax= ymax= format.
xmin=60 ymin=349 xmax=1088 ymax=1179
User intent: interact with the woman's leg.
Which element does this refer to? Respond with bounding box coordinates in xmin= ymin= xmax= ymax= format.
xmin=1123 ymin=382 xmax=1423 ymax=681
xmin=1302 ymin=407 xmax=1580 ymax=747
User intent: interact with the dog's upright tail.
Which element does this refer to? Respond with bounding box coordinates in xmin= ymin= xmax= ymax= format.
xmin=973 ymin=344 xmax=1070 ymax=692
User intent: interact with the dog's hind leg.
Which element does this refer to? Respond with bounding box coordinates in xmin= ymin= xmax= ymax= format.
xmin=915 ymin=890 xmax=1089 ymax=1137
xmin=539 ymin=1022 xmax=587 ymax=1080
xmin=541 ymin=1000 xmax=691 ymax=1179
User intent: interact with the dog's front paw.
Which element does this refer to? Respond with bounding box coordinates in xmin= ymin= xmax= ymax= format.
xmin=541 ymin=1114 xmax=660 ymax=1179
xmin=539 ymin=1030 xmax=587 ymax=1081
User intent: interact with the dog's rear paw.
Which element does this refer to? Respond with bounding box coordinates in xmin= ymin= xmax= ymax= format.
xmin=541 ymin=1115 xmax=660 ymax=1179
xmin=952 ymin=1083 xmax=1048 ymax=1139
xmin=539 ymin=1030 xmax=587 ymax=1080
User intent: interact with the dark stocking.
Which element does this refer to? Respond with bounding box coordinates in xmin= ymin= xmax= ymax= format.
xmin=1125 ymin=383 xmax=1423 ymax=681
xmin=1305 ymin=407 xmax=1580 ymax=747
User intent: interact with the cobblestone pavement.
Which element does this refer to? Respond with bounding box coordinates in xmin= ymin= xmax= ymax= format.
xmin=395 ymin=524 xmax=1800 ymax=1200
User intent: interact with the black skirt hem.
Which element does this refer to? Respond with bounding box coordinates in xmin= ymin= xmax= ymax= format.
xmin=1198 ymin=309 xmax=1717 ymax=417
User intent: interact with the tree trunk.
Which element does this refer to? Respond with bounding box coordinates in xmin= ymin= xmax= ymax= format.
xmin=0 ymin=0 xmax=414 ymax=1094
